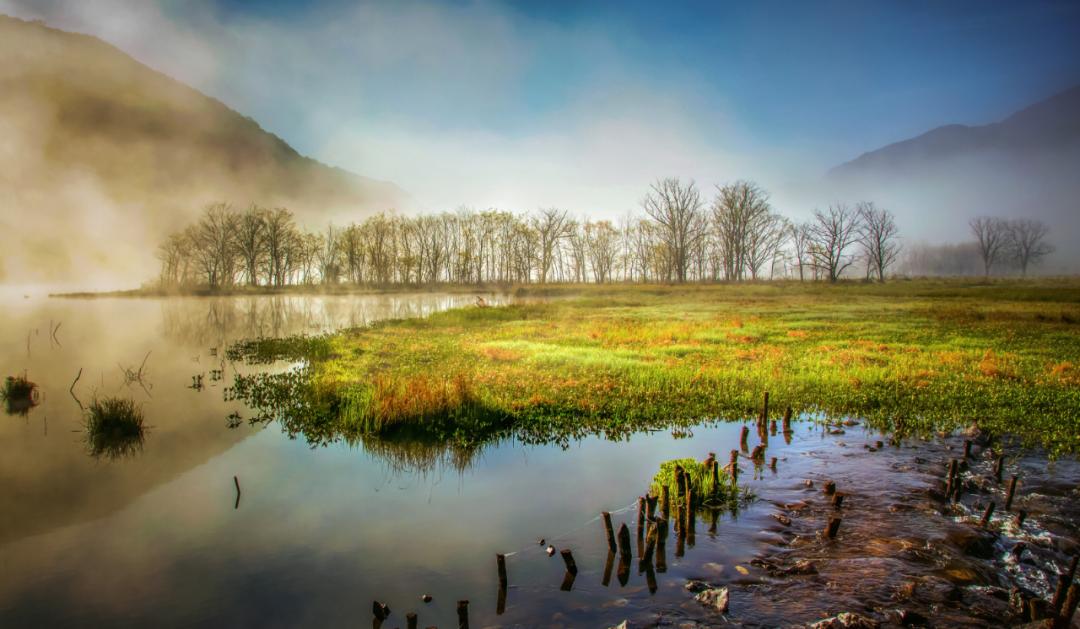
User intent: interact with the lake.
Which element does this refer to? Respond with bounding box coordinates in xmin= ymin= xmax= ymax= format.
xmin=1 ymin=291 xmax=1076 ymax=628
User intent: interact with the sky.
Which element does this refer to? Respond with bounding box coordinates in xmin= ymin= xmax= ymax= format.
xmin=3 ymin=0 xmax=1080 ymax=215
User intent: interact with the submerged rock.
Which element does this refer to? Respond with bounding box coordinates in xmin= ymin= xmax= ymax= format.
xmin=693 ymin=586 xmax=730 ymax=613
xmin=808 ymin=612 xmax=880 ymax=628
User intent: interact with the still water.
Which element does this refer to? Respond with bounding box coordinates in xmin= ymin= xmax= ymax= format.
xmin=2 ymin=292 xmax=1076 ymax=628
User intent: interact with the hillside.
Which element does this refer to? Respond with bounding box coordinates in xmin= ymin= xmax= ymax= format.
xmin=830 ymin=85 xmax=1080 ymax=177
xmin=824 ymin=85 xmax=1080 ymax=267
xmin=0 ymin=15 xmax=409 ymax=285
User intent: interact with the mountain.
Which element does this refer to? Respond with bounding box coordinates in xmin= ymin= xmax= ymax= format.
xmin=830 ymin=85 xmax=1080 ymax=178
xmin=0 ymin=15 xmax=409 ymax=286
xmin=823 ymin=85 xmax=1080 ymax=269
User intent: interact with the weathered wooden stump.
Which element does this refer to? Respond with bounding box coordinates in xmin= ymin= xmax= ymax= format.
xmin=602 ymin=511 xmax=617 ymax=552
xmin=824 ymin=516 xmax=842 ymax=539
xmin=1004 ymin=475 xmax=1019 ymax=512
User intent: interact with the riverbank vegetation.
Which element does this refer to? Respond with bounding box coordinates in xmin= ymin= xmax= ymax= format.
xmin=228 ymin=280 xmax=1080 ymax=455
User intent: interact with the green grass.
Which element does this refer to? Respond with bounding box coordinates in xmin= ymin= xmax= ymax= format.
xmin=229 ymin=279 xmax=1080 ymax=455
xmin=85 ymin=397 xmax=146 ymax=459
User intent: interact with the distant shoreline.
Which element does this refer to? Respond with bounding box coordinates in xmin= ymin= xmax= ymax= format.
xmin=48 ymin=283 xmax=522 ymax=299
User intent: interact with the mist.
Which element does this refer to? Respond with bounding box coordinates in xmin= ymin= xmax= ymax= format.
xmin=1 ymin=0 xmax=1079 ymax=287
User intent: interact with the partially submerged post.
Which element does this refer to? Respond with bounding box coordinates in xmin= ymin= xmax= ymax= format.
xmin=456 ymin=600 xmax=469 ymax=629
xmin=825 ymin=517 xmax=842 ymax=539
xmin=945 ymin=459 xmax=959 ymax=498
xmin=496 ymin=553 xmax=508 ymax=588
xmin=740 ymin=426 xmax=750 ymax=451
xmin=1060 ymin=583 xmax=1080 ymax=629
xmin=729 ymin=449 xmax=739 ymax=483
xmin=823 ymin=480 xmax=836 ymax=495
xmin=782 ymin=406 xmax=793 ymax=433
xmin=761 ymin=391 xmax=769 ymax=422
xmin=617 ymin=523 xmax=632 ymax=559
xmin=769 ymin=456 xmax=778 ymax=471
xmin=661 ymin=486 xmax=670 ymax=519
xmin=1005 ymin=475 xmax=1019 ymax=512
xmin=963 ymin=439 xmax=972 ymax=458
xmin=560 ymin=549 xmax=578 ymax=575
xmin=993 ymin=453 xmax=1004 ymax=481
xmin=602 ymin=511 xmax=617 ymax=552
xmin=406 ymin=612 xmax=418 ymax=629
xmin=980 ymin=501 xmax=995 ymax=528
xmin=832 ymin=493 xmax=844 ymax=509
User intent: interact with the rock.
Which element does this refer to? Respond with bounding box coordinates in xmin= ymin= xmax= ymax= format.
xmin=808 ymin=612 xmax=880 ymax=628
xmin=546 ymin=545 xmax=556 ymax=556
xmin=693 ymin=586 xmax=730 ymax=613
xmin=684 ymin=579 xmax=710 ymax=593
xmin=888 ymin=609 xmax=929 ymax=627
xmin=784 ymin=559 xmax=818 ymax=575
xmin=913 ymin=575 xmax=962 ymax=603
xmin=944 ymin=526 xmax=996 ymax=559
xmin=772 ymin=513 xmax=792 ymax=526
xmin=421 ymin=594 xmax=432 ymax=603
xmin=606 ymin=622 xmax=628 ymax=629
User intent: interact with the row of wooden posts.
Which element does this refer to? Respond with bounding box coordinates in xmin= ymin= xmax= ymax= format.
xmin=369 ymin=391 xmax=853 ymax=627
xmin=944 ymin=439 xmax=1079 ymax=627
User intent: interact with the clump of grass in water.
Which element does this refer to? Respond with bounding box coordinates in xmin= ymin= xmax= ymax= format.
xmin=84 ymin=397 xmax=146 ymax=459
xmin=2 ymin=374 xmax=39 ymax=416
xmin=650 ymin=457 xmax=750 ymax=508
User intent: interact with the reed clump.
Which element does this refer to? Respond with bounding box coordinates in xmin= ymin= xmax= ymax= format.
xmin=2 ymin=374 xmax=39 ymax=415
xmin=85 ymin=396 xmax=146 ymax=459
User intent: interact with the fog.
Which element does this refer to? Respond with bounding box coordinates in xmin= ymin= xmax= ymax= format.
xmin=1 ymin=0 xmax=1077 ymax=287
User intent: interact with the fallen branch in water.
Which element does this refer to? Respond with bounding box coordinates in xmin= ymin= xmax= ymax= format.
xmin=69 ymin=367 xmax=84 ymax=410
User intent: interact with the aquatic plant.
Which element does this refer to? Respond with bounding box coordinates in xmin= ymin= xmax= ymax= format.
xmin=84 ymin=396 xmax=146 ymax=459
xmin=649 ymin=457 xmax=746 ymax=508
xmin=2 ymin=374 xmax=39 ymax=416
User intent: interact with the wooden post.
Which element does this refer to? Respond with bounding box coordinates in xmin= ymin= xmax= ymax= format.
xmin=372 ymin=601 xmax=390 ymax=621
xmin=740 ymin=426 xmax=750 ymax=450
xmin=601 ymin=550 xmax=615 ymax=587
xmin=750 ymin=444 xmax=765 ymax=461
xmin=1004 ymin=475 xmax=1018 ymax=512
xmin=729 ymin=449 xmax=739 ymax=483
xmin=675 ymin=465 xmax=685 ymax=498
xmin=456 ymin=600 xmax=469 ymax=629
xmin=1015 ymin=509 xmax=1027 ymax=528
xmin=945 ymin=459 xmax=959 ymax=498
xmin=825 ymin=517 xmax=841 ymax=539
xmin=832 ymin=493 xmax=844 ymax=509
xmin=641 ymin=522 xmax=657 ymax=565
xmin=646 ymin=494 xmax=658 ymax=519
xmin=496 ymin=553 xmax=507 ymax=588
xmin=602 ymin=511 xmax=617 ymax=552
xmin=963 ymin=439 xmax=972 ymax=458
xmin=1052 ymin=556 xmax=1078 ymax=612
xmin=993 ymin=453 xmax=1004 ymax=481
xmin=782 ymin=406 xmax=792 ymax=432
xmin=980 ymin=501 xmax=995 ymax=528
xmin=406 ymin=612 xmax=418 ymax=629
xmin=711 ymin=458 xmax=721 ymax=497
xmin=1059 ymin=583 xmax=1080 ymax=629
xmin=661 ymin=486 xmax=670 ymax=519
xmin=617 ymin=523 xmax=632 ymax=558
xmin=560 ymin=549 xmax=578 ymax=575
xmin=823 ymin=480 xmax=836 ymax=495
xmin=761 ymin=391 xmax=769 ymax=422
xmin=769 ymin=456 xmax=778 ymax=471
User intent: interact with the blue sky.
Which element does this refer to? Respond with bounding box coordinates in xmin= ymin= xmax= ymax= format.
xmin=4 ymin=0 xmax=1080 ymax=214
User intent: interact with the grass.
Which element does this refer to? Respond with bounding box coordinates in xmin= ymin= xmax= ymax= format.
xmin=649 ymin=457 xmax=746 ymax=509
xmin=2 ymin=374 xmax=39 ymax=416
xmin=228 ymin=279 xmax=1080 ymax=455
xmin=84 ymin=397 xmax=146 ymax=459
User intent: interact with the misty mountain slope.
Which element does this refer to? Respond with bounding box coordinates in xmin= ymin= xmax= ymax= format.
xmin=830 ymin=85 xmax=1080 ymax=177
xmin=824 ymin=85 xmax=1080 ymax=268
xmin=0 ymin=15 xmax=408 ymax=285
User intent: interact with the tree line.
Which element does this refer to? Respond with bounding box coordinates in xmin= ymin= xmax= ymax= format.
xmin=156 ymin=177 xmax=1049 ymax=288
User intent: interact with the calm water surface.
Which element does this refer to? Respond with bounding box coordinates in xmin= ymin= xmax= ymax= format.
xmin=2 ymin=291 xmax=1077 ymax=628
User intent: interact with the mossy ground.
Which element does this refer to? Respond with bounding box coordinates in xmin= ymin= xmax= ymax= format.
xmin=233 ymin=280 xmax=1080 ymax=455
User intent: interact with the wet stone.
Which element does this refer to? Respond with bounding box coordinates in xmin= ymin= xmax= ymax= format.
xmin=692 ymin=586 xmax=729 ymax=613
xmin=944 ymin=526 xmax=996 ymax=559
xmin=808 ymin=612 xmax=880 ymax=628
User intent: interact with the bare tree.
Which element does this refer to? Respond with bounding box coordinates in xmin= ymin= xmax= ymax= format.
xmin=1005 ymin=218 xmax=1053 ymax=277
xmin=969 ymin=216 xmax=1010 ymax=277
xmin=856 ymin=202 xmax=901 ymax=282
xmin=642 ymin=178 xmax=707 ymax=283
xmin=788 ymin=222 xmax=811 ymax=281
xmin=808 ymin=204 xmax=861 ymax=282
xmin=531 ymin=208 xmax=574 ymax=283
xmin=711 ymin=181 xmax=774 ymax=280
xmin=235 ymin=204 xmax=268 ymax=286
xmin=264 ymin=208 xmax=298 ymax=287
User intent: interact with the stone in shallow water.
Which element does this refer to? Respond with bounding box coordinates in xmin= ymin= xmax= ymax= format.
xmin=808 ymin=612 xmax=880 ymax=628
xmin=693 ymin=586 xmax=729 ymax=613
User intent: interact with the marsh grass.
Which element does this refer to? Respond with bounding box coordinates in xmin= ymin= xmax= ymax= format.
xmin=2 ymin=374 xmax=39 ymax=416
xmin=84 ymin=397 xmax=146 ymax=459
xmin=649 ymin=457 xmax=745 ymax=508
xmin=228 ymin=280 xmax=1080 ymax=455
